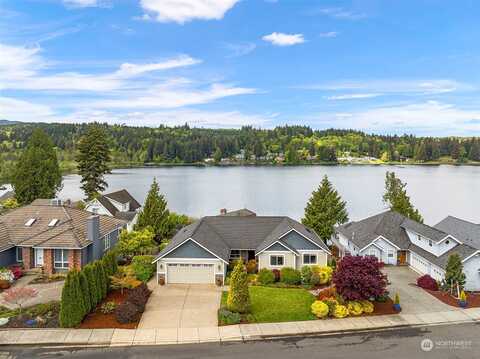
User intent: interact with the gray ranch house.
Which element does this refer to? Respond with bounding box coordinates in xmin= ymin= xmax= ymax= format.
xmin=0 ymin=199 xmax=126 ymax=275
xmin=332 ymin=210 xmax=480 ymax=291
xmin=153 ymin=209 xmax=330 ymax=285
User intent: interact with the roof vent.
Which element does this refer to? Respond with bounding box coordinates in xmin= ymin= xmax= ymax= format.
xmin=48 ymin=219 xmax=59 ymax=227
xmin=25 ymin=218 xmax=36 ymax=227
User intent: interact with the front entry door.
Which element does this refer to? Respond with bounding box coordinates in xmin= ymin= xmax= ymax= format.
xmin=35 ymin=248 xmax=44 ymax=267
xmin=397 ymin=250 xmax=407 ymax=265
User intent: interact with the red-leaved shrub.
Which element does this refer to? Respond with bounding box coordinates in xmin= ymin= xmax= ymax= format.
xmin=317 ymin=286 xmax=337 ymax=300
xmin=332 ymin=255 xmax=387 ymax=301
xmin=272 ymin=269 xmax=281 ymax=282
xmin=9 ymin=265 xmax=23 ymax=280
xmin=417 ymin=274 xmax=438 ymax=291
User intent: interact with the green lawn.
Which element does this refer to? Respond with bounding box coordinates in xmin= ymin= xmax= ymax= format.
xmin=221 ymin=286 xmax=316 ymax=323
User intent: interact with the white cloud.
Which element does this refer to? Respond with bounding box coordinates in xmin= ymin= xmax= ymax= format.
xmin=225 ymin=42 xmax=256 ymax=58
xmin=0 ymin=97 xmax=56 ymax=122
xmin=316 ymin=7 xmax=366 ymax=20
xmin=63 ymin=0 xmax=99 ymax=8
xmin=310 ymin=101 xmax=480 ymax=135
xmin=299 ymin=79 xmax=471 ymax=95
xmin=319 ymin=31 xmax=338 ymax=38
xmin=115 ymin=55 xmax=201 ymax=77
xmin=326 ymin=93 xmax=382 ymax=100
xmin=139 ymin=0 xmax=240 ymax=24
xmin=262 ymin=32 xmax=305 ymax=46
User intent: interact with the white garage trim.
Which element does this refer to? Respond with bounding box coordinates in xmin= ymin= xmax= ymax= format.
xmin=166 ymin=262 xmax=215 ymax=284
xmin=153 ymin=237 xmax=228 ymax=264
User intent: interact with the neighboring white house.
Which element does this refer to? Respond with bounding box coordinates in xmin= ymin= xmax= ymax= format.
xmin=153 ymin=209 xmax=330 ymax=285
xmin=85 ymin=189 xmax=141 ymax=231
xmin=332 ymin=211 xmax=480 ymax=291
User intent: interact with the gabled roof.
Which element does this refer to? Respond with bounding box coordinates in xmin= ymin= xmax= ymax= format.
xmin=434 ymin=216 xmax=480 ymax=250
xmin=96 ymin=196 xmax=119 ymax=216
xmin=221 ymin=208 xmax=256 ymax=217
xmin=104 ymin=189 xmax=141 ymax=211
xmin=154 ymin=212 xmax=328 ymax=262
xmin=0 ymin=201 xmax=126 ymax=249
xmin=336 ymin=211 xmax=411 ymax=250
xmin=401 ymin=217 xmax=448 ymax=242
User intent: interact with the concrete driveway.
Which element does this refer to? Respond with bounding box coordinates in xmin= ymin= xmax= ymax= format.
xmin=138 ymin=283 xmax=221 ymax=329
xmin=383 ymin=266 xmax=455 ymax=314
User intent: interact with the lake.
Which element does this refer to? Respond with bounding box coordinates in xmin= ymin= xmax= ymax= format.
xmin=58 ymin=165 xmax=480 ymax=225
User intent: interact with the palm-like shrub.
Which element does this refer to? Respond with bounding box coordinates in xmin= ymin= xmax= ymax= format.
xmin=333 ymin=255 xmax=387 ymax=301
xmin=227 ymin=261 xmax=250 ymax=313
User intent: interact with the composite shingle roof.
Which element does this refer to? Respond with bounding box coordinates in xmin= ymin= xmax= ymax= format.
xmin=155 ymin=211 xmax=328 ymax=262
xmin=104 ymin=189 xmax=141 ymax=211
xmin=434 ymin=216 xmax=480 ymax=250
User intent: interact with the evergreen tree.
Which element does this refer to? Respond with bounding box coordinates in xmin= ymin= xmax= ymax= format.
xmin=213 ymin=148 xmax=222 ymax=163
xmin=226 ymin=261 xmax=250 ymax=313
xmin=444 ymin=253 xmax=466 ymax=290
xmin=95 ymin=261 xmax=108 ymax=300
xmin=383 ymin=171 xmax=423 ymax=223
xmin=84 ymin=264 xmax=99 ymax=306
xmin=135 ymin=178 xmax=170 ymax=241
xmin=468 ymin=139 xmax=480 ymax=161
xmin=302 ymin=175 xmax=349 ymax=242
xmin=59 ymin=271 xmax=86 ymax=327
xmin=76 ymin=124 xmax=111 ymax=199
xmin=413 ymin=142 xmax=427 ymax=162
xmin=78 ymin=270 xmax=92 ymax=313
xmin=11 ymin=128 xmax=62 ymax=204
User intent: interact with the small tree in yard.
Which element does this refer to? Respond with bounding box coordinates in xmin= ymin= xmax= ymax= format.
xmin=78 ymin=270 xmax=92 ymax=313
xmin=84 ymin=264 xmax=99 ymax=307
xmin=3 ymin=287 xmax=37 ymax=315
xmin=332 ymin=255 xmax=388 ymax=301
xmin=444 ymin=253 xmax=466 ymax=294
xmin=117 ymin=228 xmax=157 ymax=259
xmin=227 ymin=261 xmax=250 ymax=313
xmin=60 ymin=271 xmax=86 ymax=327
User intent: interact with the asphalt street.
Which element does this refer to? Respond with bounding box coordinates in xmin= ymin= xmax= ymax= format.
xmin=2 ymin=322 xmax=479 ymax=359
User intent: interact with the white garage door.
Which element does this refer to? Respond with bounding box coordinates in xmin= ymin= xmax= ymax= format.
xmin=167 ymin=263 xmax=214 ymax=284
xmin=410 ymin=253 xmax=430 ymax=276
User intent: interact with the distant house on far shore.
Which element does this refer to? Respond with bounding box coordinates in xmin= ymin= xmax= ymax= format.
xmin=85 ymin=189 xmax=141 ymax=231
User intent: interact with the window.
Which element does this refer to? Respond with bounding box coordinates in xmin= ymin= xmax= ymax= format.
xmin=387 ymin=251 xmax=394 ymax=258
xmin=92 ymin=207 xmax=99 ymax=215
xmin=54 ymin=249 xmax=69 ymax=269
xmin=303 ymin=254 xmax=317 ymax=264
xmin=417 ymin=235 xmax=421 ymax=241
xmin=103 ymin=232 xmax=111 ymax=251
xmin=270 ymin=255 xmax=284 ymax=266
xmin=428 ymin=240 xmax=433 ymax=247
xmin=230 ymin=250 xmax=241 ymax=260
xmin=16 ymin=247 xmax=22 ymax=262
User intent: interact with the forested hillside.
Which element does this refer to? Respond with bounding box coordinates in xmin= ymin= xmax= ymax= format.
xmin=0 ymin=122 xmax=479 ymax=180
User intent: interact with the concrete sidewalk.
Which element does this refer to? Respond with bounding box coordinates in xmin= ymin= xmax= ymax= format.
xmin=1 ymin=307 xmax=479 ymax=347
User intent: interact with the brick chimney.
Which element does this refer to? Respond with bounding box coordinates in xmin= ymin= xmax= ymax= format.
xmin=87 ymin=215 xmax=100 ymax=242
xmin=220 ymin=208 xmax=227 ymax=215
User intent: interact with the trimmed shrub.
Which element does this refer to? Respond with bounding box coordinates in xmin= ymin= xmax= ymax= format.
xmin=333 ymin=304 xmax=349 ymax=318
xmin=102 ymin=251 xmax=118 ymax=277
xmin=227 ymin=261 xmax=250 ymax=313
xmin=280 ymin=267 xmax=301 ymax=285
xmin=126 ymin=283 xmax=151 ymax=312
xmin=333 ymin=255 xmax=387 ymax=301
xmin=246 ymin=259 xmax=257 ymax=274
xmin=360 ymin=300 xmax=374 ymax=314
xmin=59 ymin=270 xmax=86 ymax=327
xmin=417 ymin=274 xmax=438 ymax=291
xmin=300 ymin=266 xmax=312 ymax=285
xmin=347 ymin=301 xmax=363 ymax=316
xmin=310 ymin=272 xmax=320 ymax=286
xmin=131 ymin=255 xmax=155 ymax=282
xmin=323 ymin=297 xmax=338 ymax=316
xmin=95 ymin=262 xmax=108 ymax=299
xmin=78 ymin=270 xmax=92 ymax=313
xmin=311 ymin=300 xmax=329 ymax=318
xmin=218 ymin=308 xmax=241 ymax=325
xmin=272 ymin=269 xmax=281 ymax=282
xmin=257 ymin=268 xmax=275 ymax=285
xmin=101 ymin=301 xmax=116 ymax=314
xmin=83 ymin=264 xmax=99 ymax=307
xmin=115 ymin=301 xmax=140 ymax=324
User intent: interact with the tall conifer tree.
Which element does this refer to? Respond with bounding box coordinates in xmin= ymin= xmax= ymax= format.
xmin=383 ymin=171 xmax=423 ymax=223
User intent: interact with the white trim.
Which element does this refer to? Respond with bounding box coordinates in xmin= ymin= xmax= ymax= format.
xmin=406 ymin=227 xmax=462 ymax=245
xmin=15 ymin=247 xmax=22 ymax=262
xmin=278 ymin=228 xmax=331 ymax=255
xmin=374 ymin=235 xmax=401 ymax=250
xmin=153 ymin=238 xmax=228 ymax=264
xmin=160 ymin=258 xmax=221 ymax=284
xmin=461 ymin=250 xmax=480 ymax=263
xmin=437 ymin=234 xmax=462 ymax=245
xmin=256 ymin=240 xmax=298 ymax=256
xmin=86 ymin=199 xmax=115 ymax=216
xmin=359 ymin=241 xmax=383 ymax=253
xmin=302 ymin=253 xmax=318 ymax=265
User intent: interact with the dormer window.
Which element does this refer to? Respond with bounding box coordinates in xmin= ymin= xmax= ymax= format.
xmin=25 ymin=218 xmax=36 ymax=227
xmin=48 ymin=219 xmax=59 ymax=227
xmin=429 ymin=240 xmax=433 ymax=247
xmin=417 ymin=235 xmax=421 ymax=241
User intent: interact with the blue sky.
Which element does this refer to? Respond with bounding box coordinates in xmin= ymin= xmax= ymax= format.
xmin=1 ymin=0 xmax=480 ymax=135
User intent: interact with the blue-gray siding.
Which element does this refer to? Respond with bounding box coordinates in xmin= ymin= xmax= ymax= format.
xmin=264 ymin=242 xmax=289 ymax=252
xmin=164 ymin=240 xmax=216 ymax=259
xmin=282 ymin=231 xmax=320 ymax=250
xmin=0 ymin=247 xmax=18 ymax=267
xmin=92 ymin=228 xmax=121 ymax=262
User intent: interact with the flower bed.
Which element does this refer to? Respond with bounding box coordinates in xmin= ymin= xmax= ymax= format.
xmin=423 ymin=289 xmax=480 ymax=308
xmin=0 ymin=301 xmax=60 ymax=328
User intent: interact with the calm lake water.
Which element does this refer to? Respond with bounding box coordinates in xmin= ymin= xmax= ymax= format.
xmin=58 ymin=165 xmax=480 ymax=225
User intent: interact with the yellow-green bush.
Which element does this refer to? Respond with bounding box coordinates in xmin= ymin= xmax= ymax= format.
xmin=312 ymin=265 xmax=334 ymax=284
xmin=333 ymin=304 xmax=349 ymax=318
xmin=360 ymin=300 xmax=374 ymax=314
xmin=311 ymin=301 xmax=329 ymax=318
xmin=347 ymin=301 xmax=363 ymax=316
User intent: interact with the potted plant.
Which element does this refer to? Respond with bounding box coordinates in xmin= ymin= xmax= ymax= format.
xmin=393 ymin=292 xmax=401 ymax=311
xmin=0 ymin=268 xmax=14 ymax=289
xmin=459 ymin=290 xmax=467 ymax=308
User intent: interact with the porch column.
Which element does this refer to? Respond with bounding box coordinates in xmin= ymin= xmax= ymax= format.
xmin=21 ymin=247 xmax=32 ymax=270
xmin=43 ymin=249 xmax=54 ymax=275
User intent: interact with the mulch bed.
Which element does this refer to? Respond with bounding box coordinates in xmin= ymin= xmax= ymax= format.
xmin=423 ymin=289 xmax=480 ymax=308
xmin=368 ymin=297 xmax=400 ymax=316
xmin=79 ymin=290 xmax=139 ymax=329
